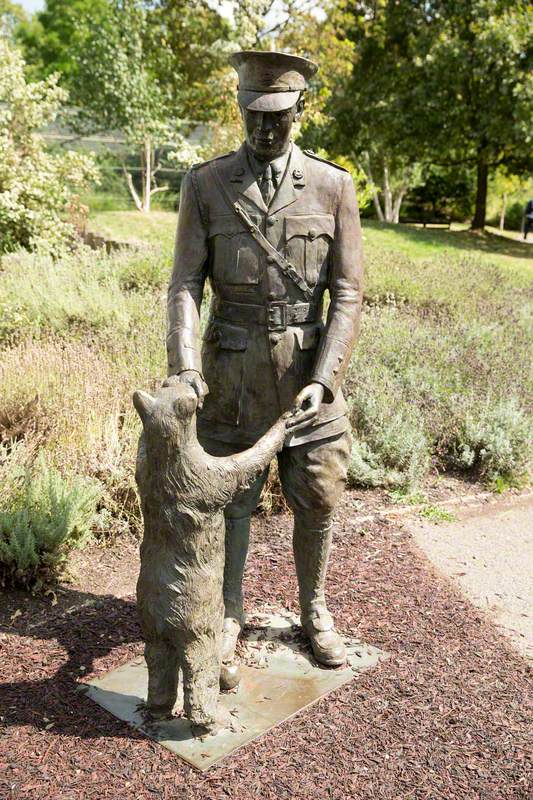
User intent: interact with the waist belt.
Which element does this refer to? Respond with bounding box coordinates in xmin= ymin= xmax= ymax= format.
xmin=213 ymin=299 xmax=321 ymax=331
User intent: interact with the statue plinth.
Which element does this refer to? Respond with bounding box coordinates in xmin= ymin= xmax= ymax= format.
xmin=83 ymin=611 xmax=385 ymax=771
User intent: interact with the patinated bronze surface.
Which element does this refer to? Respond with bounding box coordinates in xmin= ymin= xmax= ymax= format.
xmin=167 ymin=50 xmax=363 ymax=672
xmin=133 ymin=381 xmax=286 ymax=733
xmin=85 ymin=614 xmax=384 ymax=769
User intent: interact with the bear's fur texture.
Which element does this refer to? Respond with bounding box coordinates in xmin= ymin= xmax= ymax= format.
xmin=133 ymin=382 xmax=286 ymax=733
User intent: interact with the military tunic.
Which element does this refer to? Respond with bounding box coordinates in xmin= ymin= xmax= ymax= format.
xmin=167 ymin=142 xmax=363 ymax=447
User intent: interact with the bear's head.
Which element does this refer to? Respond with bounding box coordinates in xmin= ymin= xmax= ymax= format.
xmin=133 ymin=383 xmax=198 ymax=447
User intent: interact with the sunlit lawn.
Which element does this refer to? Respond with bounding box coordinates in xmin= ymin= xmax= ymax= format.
xmin=91 ymin=209 xmax=177 ymax=251
xmin=361 ymin=220 xmax=533 ymax=278
xmin=90 ymin=209 xmax=533 ymax=279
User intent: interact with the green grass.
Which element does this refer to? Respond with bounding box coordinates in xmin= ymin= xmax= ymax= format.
xmin=363 ymin=220 xmax=533 ymax=279
xmin=418 ymin=505 xmax=456 ymax=523
xmin=90 ymin=209 xmax=177 ymax=250
xmin=89 ymin=211 xmax=533 ymax=278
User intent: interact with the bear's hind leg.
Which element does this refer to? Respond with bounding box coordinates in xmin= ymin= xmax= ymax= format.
xmin=180 ymin=633 xmax=221 ymax=734
xmin=144 ymin=639 xmax=179 ymax=720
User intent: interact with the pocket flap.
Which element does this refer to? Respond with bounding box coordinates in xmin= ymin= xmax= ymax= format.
xmin=294 ymin=324 xmax=321 ymax=351
xmin=208 ymin=214 xmax=260 ymax=238
xmin=285 ymin=214 xmax=335 ymax=242
xmin=205 ymin=321 xmax=248 ymax=350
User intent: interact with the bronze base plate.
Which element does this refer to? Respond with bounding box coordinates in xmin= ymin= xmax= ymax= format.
xmin=82 ymin=611 xmax=385 ymax=771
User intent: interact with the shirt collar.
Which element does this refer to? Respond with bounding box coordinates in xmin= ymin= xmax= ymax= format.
xmin=246 ymin=142 xmax=292 ymax=182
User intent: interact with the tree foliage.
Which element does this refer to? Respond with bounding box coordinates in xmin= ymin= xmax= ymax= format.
xmin=320 ymin=0 xmax=533 ymax=228
xmin=410 ymin=0 xmax=533 ymax=229
xmin=0 ymin=0 xmax=27 ymax=39
xmin=298 ymin=1 xmax=426 ymax=222
xmin=147 ymin=0 xmax=230 ymax=120
xmin=488 ymin=169 xmax=532 ymax=231
xmin=0 ymin=39 xmax=97 ymax=254
xmin=44 ymin=0 xmax=229 ymax=211
xmin=15 ymin=0 xmax=109 ymax=81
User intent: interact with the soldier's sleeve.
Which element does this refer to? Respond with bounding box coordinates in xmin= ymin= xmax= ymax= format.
xmin=311 ymin=171 xmax=363 ymax=402
xmin=166 ymin=169 xmax=209 ymax=377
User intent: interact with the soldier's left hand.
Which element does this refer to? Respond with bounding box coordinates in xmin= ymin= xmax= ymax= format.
xmin=287 ymin=382 xmax=325 ymax=432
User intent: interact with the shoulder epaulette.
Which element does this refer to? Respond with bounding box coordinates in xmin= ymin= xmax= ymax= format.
xmin=190 ymin=151 xmax=235 ymax=171
xmin=303 ymin=149 xmax=349 ymax=173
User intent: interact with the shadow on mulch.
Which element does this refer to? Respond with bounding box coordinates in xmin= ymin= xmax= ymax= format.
xmin=0 ymin=590 xmax=144 ymax=741
xmin=0 ymin=506 xmax=532 ymax=799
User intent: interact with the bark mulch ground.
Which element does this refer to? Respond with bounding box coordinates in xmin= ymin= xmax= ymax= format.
xmin=0 ymin=494 xmax=531 ymax=799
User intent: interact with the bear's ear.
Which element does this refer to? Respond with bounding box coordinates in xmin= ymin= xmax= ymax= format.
xmin=133 ymin=390 xmax=155 ymax=423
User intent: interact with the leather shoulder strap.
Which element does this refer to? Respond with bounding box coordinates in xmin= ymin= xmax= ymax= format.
xmin=210 ymin=162 xmax=314 ymax=301
xmin=304 ymin=149 xmax=349 ymax=173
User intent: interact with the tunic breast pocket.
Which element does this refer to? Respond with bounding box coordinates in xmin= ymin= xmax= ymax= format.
xmin=208 ymin=215 xmax=260 ymax=285
xmin=284 ymin=214 xmax=335 ymax=287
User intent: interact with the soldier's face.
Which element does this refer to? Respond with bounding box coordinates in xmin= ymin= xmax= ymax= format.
xmin=240 ymin=97 xmax=304 ymax=160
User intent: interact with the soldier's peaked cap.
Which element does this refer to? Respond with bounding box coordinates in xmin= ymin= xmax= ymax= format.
xmin=230 ymin=50 xmax=318 ymax=112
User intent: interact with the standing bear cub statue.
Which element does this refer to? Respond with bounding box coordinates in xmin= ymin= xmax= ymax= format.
xmin=133 ymin=379 xmax=288 ymax=735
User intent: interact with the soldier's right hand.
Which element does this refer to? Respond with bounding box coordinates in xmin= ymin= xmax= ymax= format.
xmin=164 ymin=370 xmax=209 ymax=410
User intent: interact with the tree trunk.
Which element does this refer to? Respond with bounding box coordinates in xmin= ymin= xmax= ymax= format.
xmin=371 ymin=188 xmax=385 ymax=221
xmin=360 ymin=153 xmax=411 ymax=224
xmin=360 ymin=153 xmax=385 ymax=221
xmin=141 ymin=139 xmax=151 ymax=213
xmin=123 ymin=165 xmax=142 ymax=212
xmin=392 ymin=185 xmax=408 ymax=224
xmin=471 ymin=156 xmax=488 ymax=231
xmin=499 ymin=193 xmax=507 ymax=231
xmin=383 ymin=162 xmax=393 ymax=222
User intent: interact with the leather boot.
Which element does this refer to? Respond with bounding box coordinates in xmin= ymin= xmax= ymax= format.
xmin=220 ymin=516 xmax=250 ymax=690
xmin=223 ymin=515 xmax=250 ymax=628
xmin=293 ymin=515 xmax=346 ymax=667
xmin=220 ymin=616 xmax=242 ymax=690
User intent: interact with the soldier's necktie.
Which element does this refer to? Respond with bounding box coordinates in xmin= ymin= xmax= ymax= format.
xmin=260 ymin=163 xmax=275 ymax=206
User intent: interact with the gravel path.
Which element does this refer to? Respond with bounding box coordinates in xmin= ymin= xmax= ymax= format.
xmin=0 ymin=494 xmax=531 ymax=799
xmin=410 ymin=496 xmax=533 ymax=660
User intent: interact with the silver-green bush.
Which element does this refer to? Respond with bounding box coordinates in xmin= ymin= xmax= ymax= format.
xmin=0 ymin=444 xmax=102 ymax=588
xmin=449 ymin=398 xmax=532 ymax=483
xmin=0 ymin=248 xmax=154 ymax=344
xmin=346 ymin=299 xmax=532 ymax=489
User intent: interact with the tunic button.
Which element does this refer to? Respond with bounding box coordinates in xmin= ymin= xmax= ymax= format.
xmin=308 ymin=228 xmax=317 ymax=240
xmin=234 ymin=167 xmax=245 ymax=176
xmin=268 ymin=291 xmax=277 ymax=300
xmin=267 ymin=217 xmax=276 ymax=227
xmin=266 ymin=255 xmax=276 ymax=264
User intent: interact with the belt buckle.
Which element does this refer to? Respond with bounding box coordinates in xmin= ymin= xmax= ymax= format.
xmin=267 ymin=301 xmax=288 ymax=331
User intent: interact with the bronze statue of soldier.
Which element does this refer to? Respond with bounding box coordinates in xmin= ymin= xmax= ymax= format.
xmin=167 ymin=50 xmax=363 ymax=673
